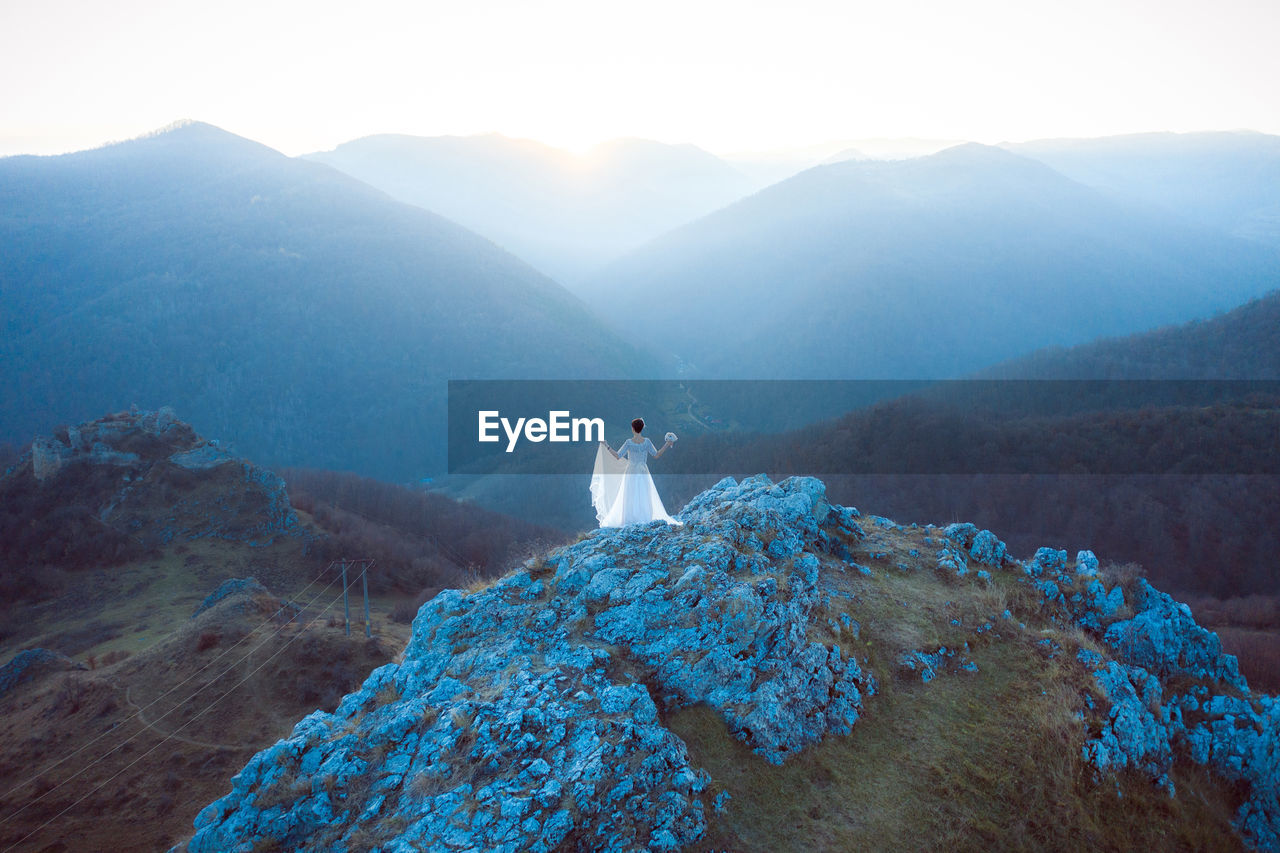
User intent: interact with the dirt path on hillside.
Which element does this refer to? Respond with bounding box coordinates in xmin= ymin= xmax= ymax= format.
xmin=124 ymin=686 xmax=253 ymax=752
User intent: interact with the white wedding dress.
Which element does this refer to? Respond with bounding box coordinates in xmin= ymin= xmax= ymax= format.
xmin=591 ymin=438 xmax=682 ymax=527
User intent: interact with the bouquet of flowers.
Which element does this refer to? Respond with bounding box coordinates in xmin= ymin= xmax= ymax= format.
xmin=665 ymin=432 xmax=678 ymax=443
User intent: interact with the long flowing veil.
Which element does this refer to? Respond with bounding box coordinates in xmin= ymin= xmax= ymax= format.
xmin=590 ymin=443 xmax=629 ymax=524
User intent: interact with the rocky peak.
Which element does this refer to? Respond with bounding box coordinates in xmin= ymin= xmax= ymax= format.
xmin=29 ymin=406 xmax=186 ymax=481
xmin=11 ymin=407 xmax=299 ymax=547
xmin=181 ymin=475 xmax=1280 ymax=852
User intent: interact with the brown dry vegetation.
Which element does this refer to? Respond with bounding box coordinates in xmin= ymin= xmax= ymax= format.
xmin=0 ymin=590 xmax=403 ymax=852
xmin=282 ymin=467 xmax=566 ymax=596
xmin=672 ymin=520 xmax=1246 ymax=852
xmin=0 ymin=437 xmax=559 ymax=849
xmin=2 ymin=449 xmax=1271 ymax=851
xmin=0 ymin=531 xmax=318 ymax=667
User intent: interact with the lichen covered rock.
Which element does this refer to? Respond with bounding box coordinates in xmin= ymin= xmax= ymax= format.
xmin=13 ymin=408 xmax=301 ymax=547
xmin=182 ymin=476 xmax=1280 ymax=852
xmin=0 ymin=649 xmax=85 ymax=698
xmin=185 ymin=475 xmax=872 ymax=851
xmin=1185 ymin=694 xmax=1280 ymax=851
xmin=193 ymin=577 xmax=270 ymax=617
xmin=943 ymin=522 xmax=1009 ymax=567
xmin=1084 ymin=661 xmax=1178 ymax=794
xmin=1103 ymin=579 xmax=1247 ymax=691
xmin=1047 ymin=562 xmax=1274 ymax=848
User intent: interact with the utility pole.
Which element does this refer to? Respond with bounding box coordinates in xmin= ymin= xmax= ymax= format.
xmin=341 ymin=558 xmax=350 ymax=637
xmin=362 ymin=563 xmax=371 ymax=638
xmin=324 ymin=558 xmax=375 ymax=639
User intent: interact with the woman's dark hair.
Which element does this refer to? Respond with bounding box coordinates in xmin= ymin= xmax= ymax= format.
xmin=631 ymin=418 xmax=645 ymax=433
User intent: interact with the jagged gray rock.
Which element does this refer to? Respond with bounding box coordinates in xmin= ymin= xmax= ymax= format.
xmin=184 ymin=475 xmax=871 ymax=851
xmin=1083 ymin=660 xmax=1178 ymax=793
xmin=1104 ymin=579 xmax=1248 ymax=691
xmin=15 ymin=409 xmax=301 ymax=547
xmin=1035 ymin=550 xmax=1276 ymax=849
xmin=193 ymin=577 xmax=270 ymax=617
xmin=180 ymin=475 xmax=1280 ymax=852
xmin=0 ymin=649 xmax=85 ymax=698
xmin=943 ymin=522 xmax=1010 ymax=567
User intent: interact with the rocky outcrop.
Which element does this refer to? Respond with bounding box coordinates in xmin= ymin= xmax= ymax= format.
xmin=1104 ymin=579 xmax=1249 ymax=691
xmin=0 ymin=649 xmax=86 ymax=699
xmin=30 ymin=407 xmax=180 ymax=481
xmin=182 ymin=474 xmax=1279 ymax=852
xmin=1082 ymin=660 xmax=1179 ymax=793
xmin=1187 ymin=693 xmax=1280 ymax=851
xmin=1032 ymin=546 xmax=1276 ymax=849
xmin=14 ymin=408 xmax=300 ymax=547
xmin=184 ymin=475 xmax=871 ymax=852
xmin=193 ymin=578 xmax=271 ymax=617
xmin=942 ymin=522 xmax=1010 ymax=567
xmin=1078 ymin=644 xmax=1280 ymax=850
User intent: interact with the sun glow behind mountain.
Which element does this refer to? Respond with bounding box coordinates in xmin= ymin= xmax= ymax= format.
xmin=2 ymin=0 xmax=1278 ymax=158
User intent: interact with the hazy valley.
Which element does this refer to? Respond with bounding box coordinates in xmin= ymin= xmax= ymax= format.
xmin=2 ymin=120 xmax=1279 ymax=852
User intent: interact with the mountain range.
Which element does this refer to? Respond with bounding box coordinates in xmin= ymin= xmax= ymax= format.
xmin=305 ymin=134 xmax=977 ymax=283
xmin=1007 ymin=130 xmax=1280 ymax=248
xmin=0 ymin=121 xmax=652 ymax=479
xmin=305 ymin=134 xmax=756 ymax=283
xmin=678 ymin=289 xmax=1280 ymax=596
xmin=586 ymin=142 xmax=1280 ymax=378
xmin=5 ymin=121 xmax=1280 ymax=482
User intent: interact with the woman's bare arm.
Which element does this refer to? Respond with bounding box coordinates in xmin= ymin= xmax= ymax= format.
xmin=600 ymin=441 xmax=620 ymax=460
xmin=653 ymin=439 xmax=672 ymax=458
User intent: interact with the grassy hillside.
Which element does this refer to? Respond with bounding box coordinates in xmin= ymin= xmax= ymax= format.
xmin=0 ymin=582 xmax=400 ymax=851
xmin=0 ymin=413 xmax=564 ymax=849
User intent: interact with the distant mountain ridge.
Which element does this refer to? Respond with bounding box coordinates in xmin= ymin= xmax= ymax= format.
xmin=1008 ymin=131 xmax=1280 ymax=248
xmin=0 ymin=121 xmax=653 ymax=478
xmin=304 ymin=133 xmax=756 ymax=282
xmin=983 ymin=288 xmax=1280 ymax=379
xmin=639 ymin=286 xmax=1280 ymax=597
xmin=587 ymin=143 xmax=1280 ymax=378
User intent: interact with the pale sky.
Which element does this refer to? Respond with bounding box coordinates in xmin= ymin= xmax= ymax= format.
xmin=1 ymin=0 xmax=1277 ymax=157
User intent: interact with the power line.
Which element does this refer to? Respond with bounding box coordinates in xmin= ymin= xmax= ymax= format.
xmin=0 ymin=565 xmax=346 ymax=831
xmin=2 ymin=574 xmax=361 ymax=852
xmin=0 ymin=566 xmax=336 ymax=805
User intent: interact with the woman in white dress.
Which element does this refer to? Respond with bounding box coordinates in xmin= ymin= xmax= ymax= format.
xmin=591 ymin=418 xmax=681 ymax=527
